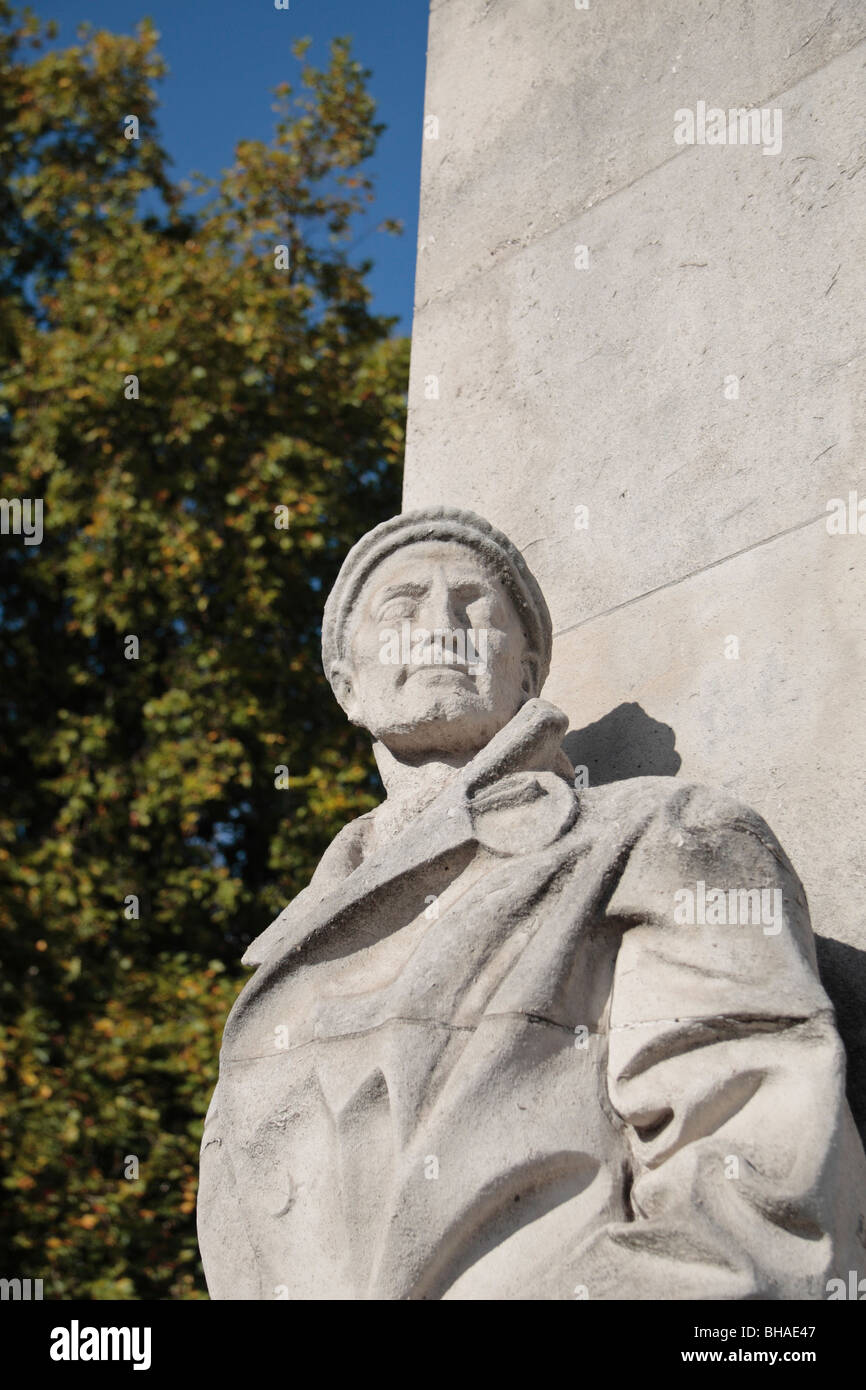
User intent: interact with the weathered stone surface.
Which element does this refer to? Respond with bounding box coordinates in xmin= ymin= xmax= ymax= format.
xmin=404 ymin=1 xmax=866 ymax=1146
xmin=413 ymin=0 xmax=866 ymax=309
xmin=199 ymin=508 xmax=866 ymax=1299
xmin=543 ymin=517 xmax=866 ymax=1132
xmin=407 ymin=35 xmax=866 ymax=626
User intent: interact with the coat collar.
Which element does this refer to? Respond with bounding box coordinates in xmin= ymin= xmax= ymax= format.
xmin=242 ymin=698 xmax=574 ymax=968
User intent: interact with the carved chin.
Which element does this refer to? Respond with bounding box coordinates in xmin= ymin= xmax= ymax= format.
xmin=362 ymin=691 xmax=500 ymax=747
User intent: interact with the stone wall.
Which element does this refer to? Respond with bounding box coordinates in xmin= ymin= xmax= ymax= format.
xmin=403 ymin=0 xmax=866 ymax=1139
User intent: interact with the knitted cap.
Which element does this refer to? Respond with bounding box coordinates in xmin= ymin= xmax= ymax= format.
xmin=321 ymin=506 xmax=553 ymax=690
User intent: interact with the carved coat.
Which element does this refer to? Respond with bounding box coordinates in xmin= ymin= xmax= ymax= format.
xmin=198 ymin=699 xmax=866 ymax=1299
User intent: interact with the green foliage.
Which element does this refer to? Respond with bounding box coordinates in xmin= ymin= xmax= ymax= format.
xmin=0 ymin=4 xmax=408 ymax=1298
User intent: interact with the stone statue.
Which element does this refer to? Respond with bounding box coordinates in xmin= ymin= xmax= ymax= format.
xmin=198 ymin=506 xmax=866 ymax=1300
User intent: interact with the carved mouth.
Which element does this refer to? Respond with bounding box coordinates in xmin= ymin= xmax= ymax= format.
xmin=405 ymin=663 xmax=476 ymax=679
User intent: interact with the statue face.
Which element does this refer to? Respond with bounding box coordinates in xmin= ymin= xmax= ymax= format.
xmin=337 ymin=540 xmax=537 ymax=756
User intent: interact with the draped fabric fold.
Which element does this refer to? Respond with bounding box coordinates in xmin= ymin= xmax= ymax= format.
xmin=198 ymin=698 xmax=866 ymax=1300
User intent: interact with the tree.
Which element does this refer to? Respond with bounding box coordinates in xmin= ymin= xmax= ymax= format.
xmin=0 ymin=3 xmax=408 ymax=1298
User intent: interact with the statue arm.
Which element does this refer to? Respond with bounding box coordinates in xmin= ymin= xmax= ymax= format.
xmin=196 ymin=1082 xmax=262 ymax=1299
xmin=578 ymin=785 xmax=866 ymax=1299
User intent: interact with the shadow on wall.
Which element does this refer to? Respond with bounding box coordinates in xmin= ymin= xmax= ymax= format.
xmin=563 ymin=701 xmax=682 ymax=783
xmin=815 ymin=936 xmax=866 ymax=1146
xmin=562 ymin=701 xmax=866 ymax=1148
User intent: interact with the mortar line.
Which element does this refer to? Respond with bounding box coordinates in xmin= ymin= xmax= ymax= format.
xmin=553 ymin=511 xmax=829 ymax=638
xmin=416 ymin=32 xmax=866 ymax=311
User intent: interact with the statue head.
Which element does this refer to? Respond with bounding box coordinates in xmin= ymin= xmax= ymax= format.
xmin=322 ymin=507 xmax=553 ymax=758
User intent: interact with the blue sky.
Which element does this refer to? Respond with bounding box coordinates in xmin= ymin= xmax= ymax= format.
xmin=37 ymin=0 xmax=430 ymax=331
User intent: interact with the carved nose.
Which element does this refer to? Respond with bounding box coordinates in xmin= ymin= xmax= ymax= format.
xmin=416 ymin=597 xmax=461 ymax=632
xmin=416 ymin=571 xmax=466 ymax=633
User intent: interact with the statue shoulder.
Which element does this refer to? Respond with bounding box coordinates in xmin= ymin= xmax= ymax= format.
xmin=583 ymin=776 xmax=811 ymax=943
xmin=580 ymin=775 xmax=785 ymax=848
xmin=240 ymin=807 xmax=381 ymax=967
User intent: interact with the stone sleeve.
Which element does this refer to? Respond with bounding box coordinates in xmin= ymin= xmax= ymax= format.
xmin=196 ymin=1081 xmax=262 ymax=1300
xmin=574 ymin=783 xmax=866 ymax=1300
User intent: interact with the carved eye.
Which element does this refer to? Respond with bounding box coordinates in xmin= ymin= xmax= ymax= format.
xmin=378 ymin=598 xmax=415 ymax=621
